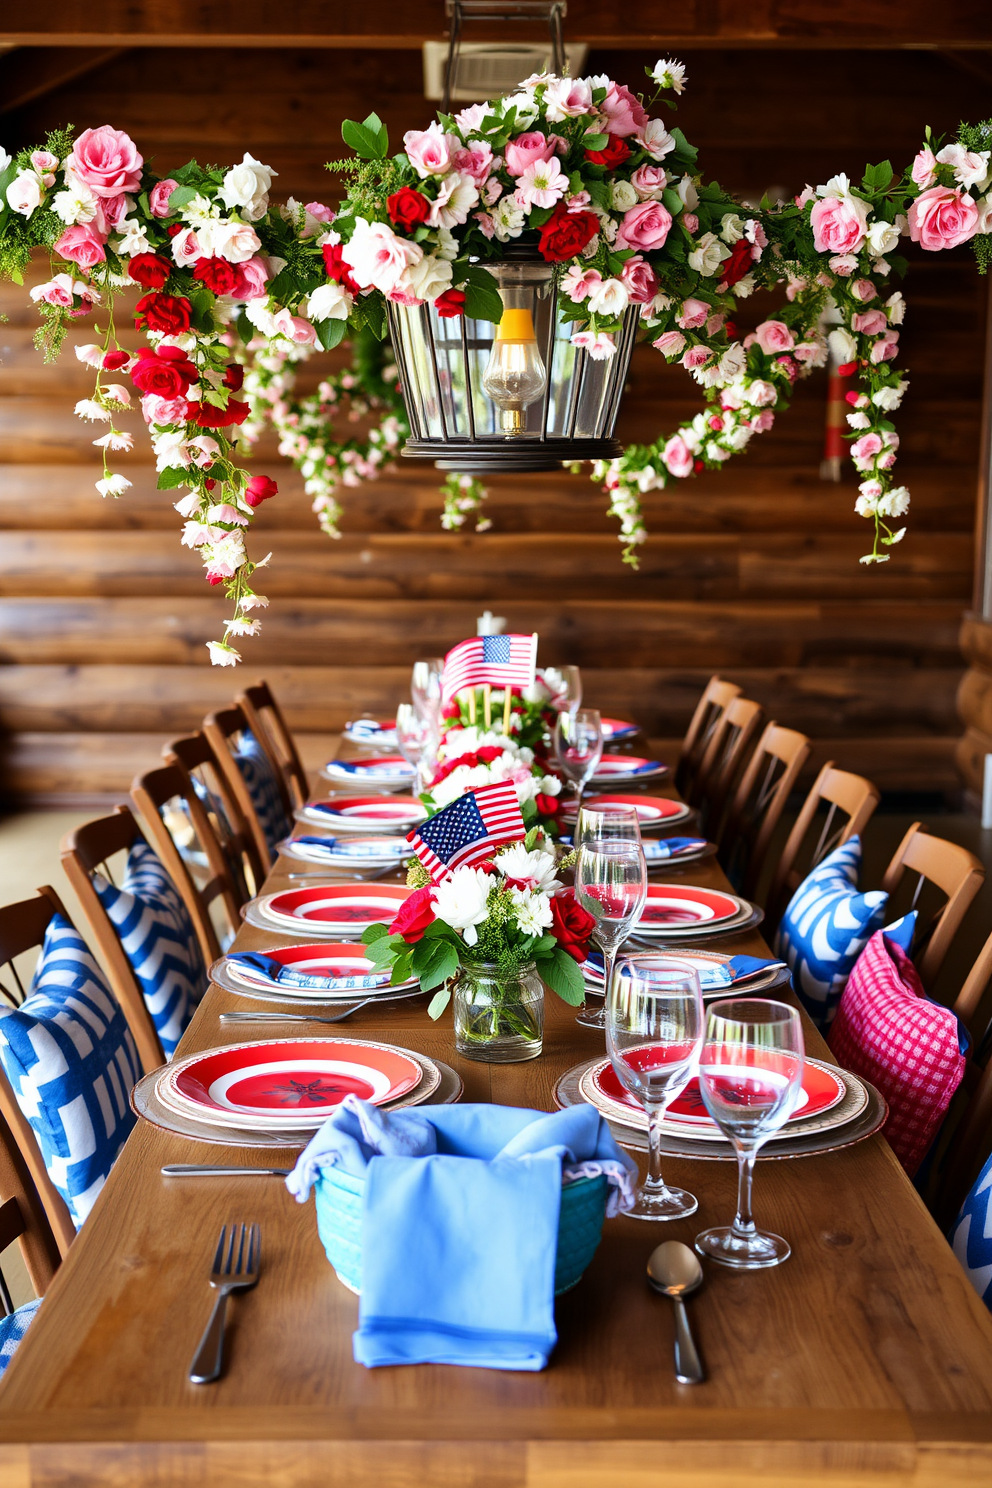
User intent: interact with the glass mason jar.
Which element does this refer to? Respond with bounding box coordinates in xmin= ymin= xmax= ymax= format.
xmin=452 ymin=960 xmax=544 ymax=1063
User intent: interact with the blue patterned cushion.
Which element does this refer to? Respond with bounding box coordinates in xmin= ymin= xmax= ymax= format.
xmin=234 ymin=730 xmax=291 ymax=858
xmin=95 ymin=839 xmax=205 ymax=1059
xmin=775 ymin=837 xmax=890 ymax=1031
xmin=0 ymin=916 xmax=140 ymax=1227
xmin=951 ymin=1152 xmax=992 ymax=1308
xmin=0 ymin=1297 xmax=42 ymax=1375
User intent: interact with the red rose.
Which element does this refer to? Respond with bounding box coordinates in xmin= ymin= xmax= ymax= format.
xmin=223 ymin=364 xmax=244 ymax=391
xmin=127 ymin=252 xmax=172 ymax=289
xmin=538 ymin=203 xmax=599 ymax=264
xmin=102 ymin=349 xmax=130 ymax=371
xmin=584 ymin=134 xmax=630 ymax=168
xmin=549 ymin=892 xmax=597 ymax=963
xmin=185 ymin=398 xmax=251 ymax=428
xmin=245 ymin=474 xmax=278 ymax=507
xmin=387 ymin=187 xmax=431 ymax=230
xmin=720 ymin=238 xmax=754 ymax=290
xmin=388 ymin=886 xmax=436 ymax=942
xmin=166 ymin=222 xmax=184 ymax=238
xmin=193 ymin=256 xmax=237 ymax=294
xmin=134 ymin=293 xmax=192 ymax=334
xmin=476 ymin=746 xmax=503 ymax=764
xmin=322 ymin=241 xmax=360 ymax=295
xmin=535 ymin=793 xmax=559 ymax=817
xmin=434 ymin=288 xmax=466 ymax=318
xmin=205 ymin=568 xmax=226 ymax=586
xmin=130 ymin=344 xmax=197 ymax=399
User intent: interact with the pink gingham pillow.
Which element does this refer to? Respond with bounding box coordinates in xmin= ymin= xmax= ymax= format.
xmin=828 ymin=930 xmax=966 ymax=1177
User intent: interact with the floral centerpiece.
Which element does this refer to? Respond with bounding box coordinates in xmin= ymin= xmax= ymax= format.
xmin=362 ymin=834 xmax=595 ymax=1060
xmin=423 ymin=725 xmax=564 ymax=837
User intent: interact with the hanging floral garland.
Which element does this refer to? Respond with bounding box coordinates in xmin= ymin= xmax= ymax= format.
xmin=1 ymin=76 xmax=990 ymax=663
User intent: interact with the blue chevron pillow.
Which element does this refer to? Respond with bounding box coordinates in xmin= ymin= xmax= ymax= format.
xmin=774 ymin=837 xmax=892 ymax=1031
xmin=0 ymin=916 xmax=140 ymax=1227
xmin=234 ymin=730 xmax=291 ymax=857
xmin=0 ymin=1298 xmax=41 ymax=1375
xmin=951 ymin=1151 xmax=992 ymax=1310
xmin=95 ymin=839 xmax=205 ymax=1058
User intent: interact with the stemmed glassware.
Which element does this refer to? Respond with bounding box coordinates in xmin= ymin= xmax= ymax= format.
xmin=695 ymin=998 xmax=805 ymax=1269
xmin=411 ymin=659 xmax=443 ymax=727
xmin=547 ymin=665 xmax=583 ymax=714
xmin=394 ymin=702 xmax=437 ymax=792
xmin=572 ymin=805 xmax=642 ymax=1029
xmin=606 ymin=954 xmax=705 ymax=1220
xmin=554 ymin=708 xmax=603 ymax=801
xmin=573 ymin=833 xmax=647 ymax=1031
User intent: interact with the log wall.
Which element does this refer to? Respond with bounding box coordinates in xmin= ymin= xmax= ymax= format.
xmin=0 ymin=44 xmax=988 ymax=802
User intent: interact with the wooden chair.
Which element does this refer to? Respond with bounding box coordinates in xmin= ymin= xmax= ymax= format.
xmin=60 ymin=811 xmax=169 ymax=1074
xmin=765 ymin=763 xmax=882 ymax=932
xmin=929 ymin=929 xmax=992 ymax=1230
xmin=719 ymin=723 xmax=812 ymax=899
xmin=162 ymin=731 xmax=263 ymax=903
xmin=131 ymin=764 xmax=240 ymax=958
xmin=674 ymin=675 xmax=743 ymax=797
xmin=880 ymin=824 xmax=985 ymax=992
xmin=689 ymin=695 xmax=764 ymax=835
xmin=0 ymin=888 xmax=87 ymax=1258
xmin=203 ymin=704 xmax=279 ymax=874
xmin=237 ymin=680 xmax=310 ymax=812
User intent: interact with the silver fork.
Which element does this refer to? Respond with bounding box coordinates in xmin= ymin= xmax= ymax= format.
xmin=220 ymin=1002 xmax=376 ymax=1024
xmin=189 ymin=1222 xmax=261 ymax=1385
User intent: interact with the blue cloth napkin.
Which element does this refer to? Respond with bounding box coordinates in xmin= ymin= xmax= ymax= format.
xmin=227 ymin=951 xmax=389 ymax=991
xmin=643 ymin=836 xmax=707 ymax=861
xmin=583 ymin=951 xmax=785 ymax=990
xmin=326 ymin=759 xmax=413 ymax=777
xmin=287 ymin=1097 xmax=638 ymax=1371
xmin=347 ymin=719 xmax=393 ymax=738
xmin=596 ymin=760 xmax=661 ymax=776
xmin=292 ymin=835 xmax=406 ymax=859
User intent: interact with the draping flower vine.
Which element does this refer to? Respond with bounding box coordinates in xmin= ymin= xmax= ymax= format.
xmin=1 ymin=68 xmax=990 ymax=663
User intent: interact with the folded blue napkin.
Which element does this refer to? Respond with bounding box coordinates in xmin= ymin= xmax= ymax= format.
xmin=596 ymin=760 xmax=661 ymax=776
xmin=643 ymin=836 xmax=707 ymax=861
xmin=227 ymin=951 xmax=389 ymax=991
xmin=292 ymin=835 xmax=406 ymax=859
xmin=347 ymin=719 xmax=391 ymax=737
xmin=287 ymin=1097 xmax=638 ymax=1371
xmin=583 ymin=952 xmax=785 ymax=990
xmin=326 ymin=759 xmax=412 ymax=777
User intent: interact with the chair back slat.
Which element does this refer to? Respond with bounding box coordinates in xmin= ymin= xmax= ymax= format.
xmin=60 ymin=812 xmax=165 ymax=1074
xmin=689 ymin=696 xmax=764 ymax=835
xmin=765 ymin=764 xmax=882 ymax=932
xmin=0 ymin=1111 xmax=62 ymax=1300
xmin=720 ymin=723 xmax=812 ymax=898
xmin=203 ymin=705 xmax=276 ymax=873
xmin=237 ymin=680 xmax=310 ymax=812
xmin=675 ymin=675 xmax=742 ymax=797
xmin=880 ymin=824 xmax=985 ymax=990
xmin=162 ymin=732 xmax=262 ymax=902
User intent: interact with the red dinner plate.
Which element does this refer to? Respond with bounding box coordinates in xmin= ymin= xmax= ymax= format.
xmin=226 ymin=942 xmax=396 ymax=990
xmin=600 ymin=718 xmax=639 ymax=740
xmin=164 ymin=1038 xmax=422 ymax=1123
xmin=591 ymin=754 xmax=666 ymax=778
xmin=302 ymin=795 xmax=426 ymax=829
xmin=259 ymin=883 xmax=411 ymax=930
xmin=593 ymin=1056 xmax=845 ymax=1130
xmin=637 ymin=884 xmax=743 ymax=929
xmin=326 ymin=755 xmax=413 ymax=775
xmin=560 ymin=794 xmax=689 ymax=825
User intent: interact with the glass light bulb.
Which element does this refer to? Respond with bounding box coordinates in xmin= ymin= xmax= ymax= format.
xmin=482 ymin=307 xmax=547 ymax=434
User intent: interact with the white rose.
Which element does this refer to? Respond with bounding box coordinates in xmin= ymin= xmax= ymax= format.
xmin=855 ymin=492 xmax=878 ymax=517
xmin=725 ymin=424 xmax=752 ymax=450
xmin=342 ymin=218 xmax=422 ymax=295
xmin=677 ymin=175 xmax=699 ymax=210
xmin=718 ymin=343 xmax=747 ymax=381
xmin=503 ymin=91 xmax=540 ymax=128
xmin=828 ymin=327 xmax=858 ymax=364
xmin=587 ymin=276 xmax=629 ymax=317
xmin=878 ymin=485 xmax=911 ymax=518
xmin=936 ymin=142 xmax=991 ymax=192
xmin=846 ymin=411 xmax=871 ymax=429
xmin=219 ymin=152 xmax=277 ymax=221
xmin=431 ymin=867 xmax=491 ymax=945
xmin=866 ymin=219 xmax=901 ymax=256
xmin=244 ymin=299 xmax=280 ymax=337
xmin=611 ymin=179 xmax=637 ymax=211
xmin=491 ymin=196 xmax=526 ymax=242
xmin=113 ymin=218 xmax=152 ymax=257
xmin=198 ymin=218 xmax=262 ymax=263
xmin=744 ymin=379 xmax=777 ymax=407
xmin=637 ymin=119 xmax=676 ymax=161
xmin=720 ymin=213 xmax=745 ymax=244
xmin=6 ymin=170 xmax=42 ymax=217
xmin=885 ymin=291 xmax=906 ymax=325
xmin=51 ymin=178 xmax=98 ymax=225
xmin=307 ymin=282 xmax=351 ymax=322
xmin=687 ymin=231 xmax=731 ymax=277
xmin=398 ymin=252 xmax=453 ymax=303
xmin=872 ymin=380 xmax=908 ymax=411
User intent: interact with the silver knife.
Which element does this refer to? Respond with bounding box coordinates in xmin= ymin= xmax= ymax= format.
xmin=161 ymin=1164 xmax=292 ymax=1177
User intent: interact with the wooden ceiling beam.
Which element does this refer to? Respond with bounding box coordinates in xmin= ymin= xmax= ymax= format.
xmin=0 ymin=46 xmax=126 ymax=114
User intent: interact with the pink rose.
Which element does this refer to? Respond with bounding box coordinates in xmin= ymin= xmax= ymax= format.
xmin=95 ymin=193 xmax=129 ymax=234
xmin=630 ymin=164 xmax=667 ymax=199
xmin=149 ymin=179 xmax=178 ymax=217
xmin=601 ymin=83 xmax=647 ymax=138
xmin=403 ymin=122 xmax=457 ymax=178
xmin=141 ymin=393 xmax=189 ymax=426
xmin=681 ymin=345 xmax=711 ymax=369
xmin=775 ymin=354 xmax=799 ymax=383
xmin=653 ymin=330 xmax=686 ymax=356
xmin=851 ymin=309 xmax=888 ymax=336
xmin=810 ymin=194 xmax=870 ymax=255
xmin=706 ymin=313 xmax=725 ymax=337
xmin=851 ymin=278 xmax=877 ymax=302
xmin=616 ymin=200 xmax=672 ymax=251
xmin=171 ymin=227 xmax=202 ymax=267
xmin=70 ymin=126 xmax=143 ymax=199
xmin=676 ymin=297 xmax=709 ymax=330
xmin=870 ymin=332 xmax=900 ymax=364
xmin=453 ymin=143 xmax=494 ymax=184
xmin=619 ymin=254 xmax=659 ymax=304
xmin=662 ymin=434 xmax=694 ymax=478
xmin=230 ymin=254 xmax=271 ymax=300
xmin=911 ymin=148 xmax=937 ymax=189
xmin=562 ymin=265 xmax=602 ymax=303
xmin=751 ymin=409 xmax=775 ymax=433
xmin=54 ymin=224 xmax=106 ymax=269
xmin=273 ymin=309 xmax=317 ymax=345
xmin=682 ymin=213 xmax=699 ymax=234
xmin=851 ymin=433 xmax=883 ymax=464
xmin=907 ymin=185 xmax=979 ymax=251
xmin=29 ymin=274 xmax=76 ymax=307
xmin=753 ymin=320 xmax=794 ymax=355
xmin=305 ymin=201 xmax=335 ymax=223
xmin=504 ymin=131 xmax=556 ymax=176
xmin=828 ymin=254 xmax=859 ymax=276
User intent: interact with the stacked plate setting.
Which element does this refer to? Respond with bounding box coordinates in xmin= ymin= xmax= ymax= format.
xmin=634 ymin=884 xmax=761 ymax=939
xmin=278 ymin=834 xmax=411 ymax=870
xmin=589 ymin=755 xmax=668 ymax=787
xmin=580 ymin=947 xmax=790 ymax=1001
xmin=599 ymin=718 xmax=639 ymax=742
xmin=320 ymin=756 xmax=416 ymax=790
xmin=243 ymin=882 xmax=412 ymax=937
xmin=343 ymin=719 xmax=398 ymax=748
xmin=211 ymin=941 xmax=420 ymax=1003
xmin=560 ymin=794 xmax=692 ymax=830
xmin=296 ymin=796 xmax=426 ymax=833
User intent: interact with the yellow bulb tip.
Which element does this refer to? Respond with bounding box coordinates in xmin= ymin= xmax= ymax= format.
xmin=496 ymin=307 xmax=537 ymax=342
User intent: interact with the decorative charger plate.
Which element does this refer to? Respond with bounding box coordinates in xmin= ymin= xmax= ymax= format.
xmin=643 ymin=840 xmax=717 ymax=867
xmin=245 ymin=883 xmax=411 ymax=937
xmin=277 ymin=834 xmax=410 ymax=869
xmin=560 ymin=795 xmax=691 ymax=828
xmin=589 ymin=754 xmax=668 ymax=785
xmin=212 ymin=942 xmax=419 ymax=1000
xmin=321 ymin=756 xmax=416 ymax=790
xmin=343 ymin=719 xmax=397 ymax=746
xmin=158 ymin=1037 xmax=425 ymax=1131
xmin=581 ymin=947 xmax=790 ymax=1000
xmin=296 ymin=796 xmax=426 ymax=833
xmin=635 ymin=884 xmax=749 ymax=934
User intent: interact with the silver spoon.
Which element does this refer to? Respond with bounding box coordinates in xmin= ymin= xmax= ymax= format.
xmin=647 ymin=1241 xmax=705 ymax=1384
xmin=162 ymin=1164 xmax=291 ymax=1177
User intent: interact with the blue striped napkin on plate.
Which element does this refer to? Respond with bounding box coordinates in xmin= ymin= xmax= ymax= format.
xmin=227 ymin=952 xmax=391 ymax=991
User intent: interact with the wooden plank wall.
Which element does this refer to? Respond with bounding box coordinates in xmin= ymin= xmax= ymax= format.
xmin=0 ymin=45 xmax=987 ymax=803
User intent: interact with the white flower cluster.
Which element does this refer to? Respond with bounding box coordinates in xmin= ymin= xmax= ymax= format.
xmin=429 ymin=728 xmax=561 ymax=812
xmin=429 ymin=844 xmax=562 ymax=945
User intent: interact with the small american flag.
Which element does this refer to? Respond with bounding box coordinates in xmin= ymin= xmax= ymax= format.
xmin=440 ymin=633 xmax=538 ymax=705
xmin=406 ymin=782 xmax=526 ymax=883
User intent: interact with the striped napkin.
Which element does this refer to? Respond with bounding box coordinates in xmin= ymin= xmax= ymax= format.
xmin=227 ymin=952 xmax=390 ymax=991
xmin=292 ymin=836 xmax=407 ymax=859
xmin=643 ymin=837 xmax=707 ymax=861
xmin=581 ymin=952 xmax=785 ymax=991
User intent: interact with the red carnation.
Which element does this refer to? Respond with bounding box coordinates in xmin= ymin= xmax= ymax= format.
xmin=538 ymin=203 xmax=599 ymax=264
xmin=135 ymin=293 xmax=192 ymax=334
xmin=387 ymin=187 xmax=431 ymax=231
xmin=388 ymin=886 xmax=436 ymax=943
xmin=130 ymin=344 xmax=197 ymax=399
xmin=223 ymin=364 xmax=245 ymax=391
xmin=434 ymin=287 xmax=466 ymax=318
xmin=549 ymin=892 xmax=597 ymax=962
xmin=584 ymin=134 xmax=630 ymax=169
xmin=245 ymin=474 xmax=279 ymax=507
xmin=476 ymin=746 xmax=503 ymax=764
xmin=535 ymin=793 xmax=560 ymax=817
xmin=720 ymin=238 xmax=754 ymax=290
xmin=127 ymin=253 xmax=172 ymax=290
xmin=102 ymin=349 xmax=130 ymax=371
xmin=322 ymin=241 xmax=360 ymax=295
xmin=166 ymin=223 xmax=184 ymax=238
xmin=185 ymin=398 xmax=251 ymax=428
xmin=193 ymin=256 xmax=237 ymax=294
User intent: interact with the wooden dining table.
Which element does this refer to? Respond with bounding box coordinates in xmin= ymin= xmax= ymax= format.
xmin=1 ymin=740 xmax=992 ymax=1488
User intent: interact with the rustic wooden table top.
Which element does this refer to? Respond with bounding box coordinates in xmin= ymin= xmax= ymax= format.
xmin=2 ymin=754 xmax=991 ymax=1488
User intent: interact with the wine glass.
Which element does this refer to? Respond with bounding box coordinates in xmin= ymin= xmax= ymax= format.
xmin=573 ymin=836 xmax=647 ymax=1031
xmin=545 ymin=665 xmax=582 ymax=714
xmin=695 ymin=998 xmax=805 ymax=1269
xmin=573 ymin=805 xmax=641 ymax=1023
xmin=554 ymin=708 xmax=603 ymax=801
xmin=411 ymin=658 xmax=443 ymax=726
xmin=606 ymin=954 xmax=705 ymax=1220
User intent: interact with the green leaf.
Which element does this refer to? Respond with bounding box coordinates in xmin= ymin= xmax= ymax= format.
xmin=669 ymin=128 xmax=699 ymax=167
xmin=235 ymin=311 xmax=254 ymax=347
xmin=539 ymin=949 xmax=586 ymax=1006
xmin=583 ymin=133 xmax=609 ymax=150
xmin=427 ymin=987 xmax=452 ymax=1020
xmin=156 ymin=467 xmax=192 ymax=491
xmin=419 ymin=940 xmax=459 ymax=992
xmin=316 ymin=317 xmax=347 ymax=351
xmin=457 ymin=264 xmax=503 ymax=324
xmin=341 ymin=112 xmax=389 ymax=160
xmin=661 ymin=187 xmax=684 ymax=217
xmin=362 ymin=923 xmax=391 ymax=944
xmin=167 ymin=184 xmax=203 ymax=210
xmin=862 ymin=160 xmax=893 ymax=194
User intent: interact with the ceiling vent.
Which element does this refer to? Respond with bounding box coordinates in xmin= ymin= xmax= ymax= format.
xmin=422 ymin=41 xmax=588 ymax=101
